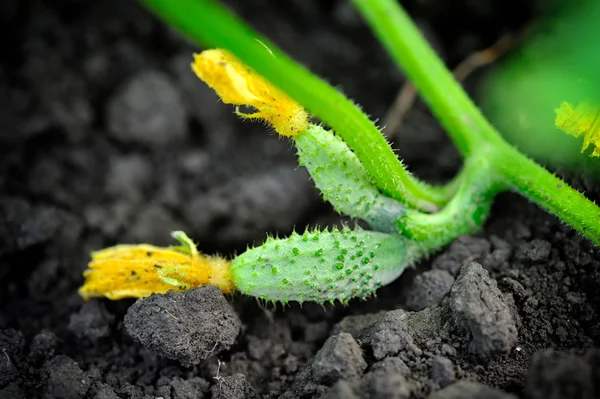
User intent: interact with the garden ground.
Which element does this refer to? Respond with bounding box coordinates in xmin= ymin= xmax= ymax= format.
xmin=1 ymin=0 xmax=599 ymax=398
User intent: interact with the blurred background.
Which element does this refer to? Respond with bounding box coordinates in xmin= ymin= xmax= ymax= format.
xmin=479 ymin=0 xmax=600 ymax=172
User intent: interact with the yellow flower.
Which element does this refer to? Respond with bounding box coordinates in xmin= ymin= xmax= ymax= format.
xmin=78 ymin=231 xmax=234 ymax=300
xmin=555 ymin=101 xmax=600 ymax=157
xmin=191 ymin=49 xmax=308 ymax=137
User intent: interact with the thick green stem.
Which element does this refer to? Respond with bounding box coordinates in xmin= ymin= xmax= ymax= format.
xmin=397 ymin=151 xmax=502 ymax=251
xmin=493 ymin=143 xmax=600 ymax=245
xmin=350 ymin=0 xmax=495 ymax=156
xmin=139 ymin=0 xmax=452 ymax=211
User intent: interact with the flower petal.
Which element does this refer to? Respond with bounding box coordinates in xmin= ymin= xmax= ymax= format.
xmin=191 ymin=49 xmax=308 ymax=137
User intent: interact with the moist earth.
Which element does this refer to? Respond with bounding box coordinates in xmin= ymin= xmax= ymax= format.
xmin=1 ymin=0 xmax=600 ymax=398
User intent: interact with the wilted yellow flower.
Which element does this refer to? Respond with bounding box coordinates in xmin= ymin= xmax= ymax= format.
xmin=79 ymin=231 xmax=233 ymax=300
xmin=555 ymin=101 xmax=600 ymax=157
xmin=191 ymin=49 xmax=308 ymax=137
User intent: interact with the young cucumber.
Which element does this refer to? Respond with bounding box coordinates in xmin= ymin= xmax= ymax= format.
xmin=230 ymin=227 xmax=409 ymax=304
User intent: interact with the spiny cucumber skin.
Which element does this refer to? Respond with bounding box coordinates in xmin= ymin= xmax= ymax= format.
xmin=230 ymin=228 xmax=408 ymax=304
xmin=294 ymin=125 xmax=404 ymax=234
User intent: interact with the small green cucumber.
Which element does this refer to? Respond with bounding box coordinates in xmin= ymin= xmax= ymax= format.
xmin=230 ymin=227 xmax=409 ymax=304
xmin=294 ymin=124 xmax=405 ymax=233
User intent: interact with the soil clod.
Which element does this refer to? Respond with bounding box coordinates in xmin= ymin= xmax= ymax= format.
xmin=124 ymin=286 xmax=241 ymax=367
xmin=428 ymin=380 xmax=517 ymax=399
xmin=405 ymin=269 xmax=455 ymax=311
xmin=449 ymin=262 xmax=518 ymax=359
xmin=1 ymin=1 xmax=598 ymax=398
xmin=211 ymin=373 xmax=259 ymax=399
xmin=41 ymin=355 xmax=91 ymax=399
xmin=311 ymin=333 xmax=367 ymax=385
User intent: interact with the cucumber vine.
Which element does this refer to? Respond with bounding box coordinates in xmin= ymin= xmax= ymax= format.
xmin=79 ymin=0 xmax=600 ymax=305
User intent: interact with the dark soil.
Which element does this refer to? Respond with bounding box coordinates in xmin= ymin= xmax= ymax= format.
xmin=1 ymin=0 xmax=599 ymax=398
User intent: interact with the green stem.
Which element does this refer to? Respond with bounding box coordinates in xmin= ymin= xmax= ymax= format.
xmin=353 ymin=0 xmax=600 ymax=245
xmin=350 ymin=0 xmax=494 ymax=155
xmin=493 ymin=143 xmax=600 ymax=245
xmin=397 ymin=151 xmax=501 ymax=250
xmin=139 ymin=0 xmax=452 ymax=211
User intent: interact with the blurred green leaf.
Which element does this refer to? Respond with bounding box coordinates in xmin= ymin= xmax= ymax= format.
xmin=480 ymin=0 xmax=600 ymax=172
